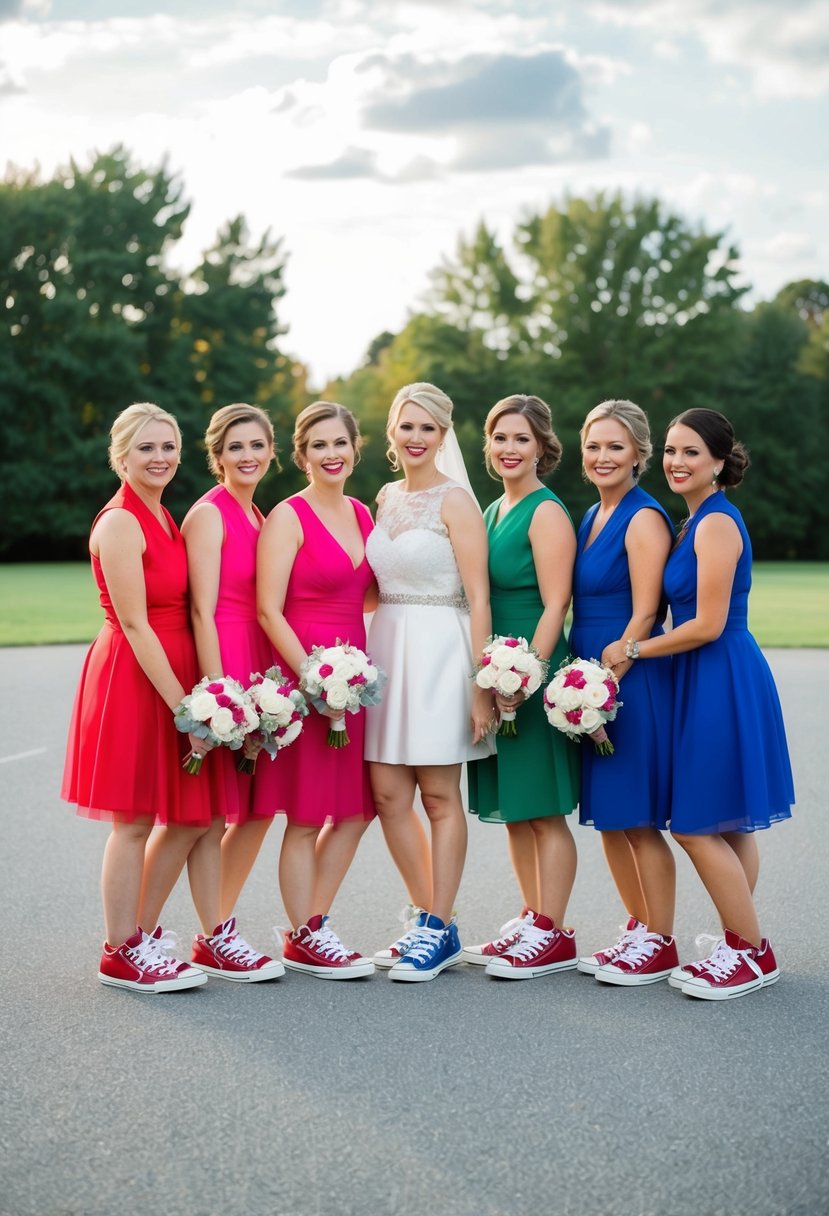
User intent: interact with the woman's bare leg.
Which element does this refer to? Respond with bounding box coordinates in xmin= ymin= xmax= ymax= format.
xmin=139 ymin=822 xmax=211 ymax=931
xmin=672 ymin=832 xmax=761 ymax=946
xmin=370 ymin=762 xmax=432 ymax=910
xmin=505 ymin=819 xmax=539 ymax=911
xmin=418 ymin=764 xmax=467 ymax=924
xmin=314 ymin=817 xmax=372 ymax=914
xmin=101 ymin=818 xmax=154 ymax=945
xmin=625 ymin=827 xmax=676 ymax=936
xmin=220 ymin=818 xmax=273 ymax=919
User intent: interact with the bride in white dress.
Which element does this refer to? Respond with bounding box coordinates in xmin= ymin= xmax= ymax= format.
xmin=365 ymin=382 xmax=492 ymax=982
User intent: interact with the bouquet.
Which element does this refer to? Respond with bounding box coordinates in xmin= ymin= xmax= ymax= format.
xmin=543 ymin=658 xmax=622 ymax=756
xmin=300 ymin=641 xmax=387 ymax=748
xmin=174 ymin=675 xmax=259 ymax=774
xmin=238 ymin=665 xmax=309 ymax=773
xmin=474 ymin=635 xmax=548 ymax=737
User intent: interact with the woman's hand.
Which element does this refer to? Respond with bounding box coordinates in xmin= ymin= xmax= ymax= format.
xmin=601 ymin=641 xmax=628 ymax=673
xmin=186 ymin=732 xmax=215 ymax=764
xmin=494 ymin=689 xmax=526 ymax=716
xmin=471 ymin=686 xmax=495 ymax=744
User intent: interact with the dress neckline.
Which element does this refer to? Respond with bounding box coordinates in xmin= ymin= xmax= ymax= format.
xmin=293 ymin=494 xmax=368 ymax=572
xmin=491 ymin=485 xmax=549 ymax=529
xmin=122 ymin=480 xmax=177 ymax=541
xmin=217 ymin=484 xmax=263 ymax=534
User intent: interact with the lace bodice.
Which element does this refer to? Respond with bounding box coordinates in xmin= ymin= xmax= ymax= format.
xmin=366 ymin=480 xmax=467 ymax=603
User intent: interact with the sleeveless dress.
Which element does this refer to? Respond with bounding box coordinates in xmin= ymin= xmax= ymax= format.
xmin=570 ymin=485 xmax=674 ymax=831
xmin=252 ymin=494 xmax=376 ymax=826
xmin=61 ymin=480 xmax=215 ymax=827
xmin=190 ymin=484 xmax=276 ymax=825
xmin=665 ymin=491 xmax=794 ymax=834
xmin=364 ymin=479 xmax=489 ymax=766
xmin=467 ymin=486 xmax=580 ymax=824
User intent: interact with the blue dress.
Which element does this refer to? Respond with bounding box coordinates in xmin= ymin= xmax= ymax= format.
xmin=570 ymin=485 xmax=674 ymax=832
xmin=665 ymin=491 xmax=794 ymax=834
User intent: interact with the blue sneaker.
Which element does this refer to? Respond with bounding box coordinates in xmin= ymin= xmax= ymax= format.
xmin=388 ymin=914 xmax=463 ymax=983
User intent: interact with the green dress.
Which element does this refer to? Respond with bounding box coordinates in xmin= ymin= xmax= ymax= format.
xmin=468 ymin=486 xmax=580 ymax=824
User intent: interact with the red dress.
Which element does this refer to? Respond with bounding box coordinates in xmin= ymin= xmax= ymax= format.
xmin=61 ymin=481 xmax=215 ymax=826
xmin=253 ymin=495 xmax=376 ymax=827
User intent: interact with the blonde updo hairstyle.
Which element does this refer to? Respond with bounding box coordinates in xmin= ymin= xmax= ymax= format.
xmin=385 ymin=382 xmax=454 ymax=471
xmin=204 ymin=403 xmax=277 ymax=481
xmin=483 ymin=394 xmax=562 ymax=480
xmin=108 ymin=402 xmax=182 ymax=479
xmin=291 ymin=401 xmax=363 ymax=473
xmin=580 ymin=398 xmax=653 ymax=479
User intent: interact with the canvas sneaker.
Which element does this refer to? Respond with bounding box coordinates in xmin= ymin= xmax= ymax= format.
xmin=98 ymin=928 xmax=207 ymax=993
xmin=389 ymin=914 xmax=463 ymax=983
xmin=282 ymin=915 xmax=374 ymax=979
xmin=667 ymin=933 xmax=721 ymax=989
xmin=577 ymin=917 xmax=646 ymax=975
xmin=670 ymin=934 xmax=780 ymax=991
xmin=146 ymin=926 xmax=205 ymax=980
xmin=462 ymin=909 xmax=531 ymax=966
xmin=681 ymin=929 xmax=764 ymax=1000
xmin=192 ymin=917 xmax=285 ymax=982
xmin=373 ymin=905 xmax=425 ymax=969
xmin=595 ymin=932 xmax=679 ymax=986
xmin=485 ymin=912 xmax=577 ymax=980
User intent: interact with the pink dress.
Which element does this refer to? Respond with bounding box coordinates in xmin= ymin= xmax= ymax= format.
xmin=62 ymin=481 xmax=216 ymax=827
xmin=253 ymin=495 xmax=376 ymax=827
xmin=192 ymin=484 xmax=276 ymax=824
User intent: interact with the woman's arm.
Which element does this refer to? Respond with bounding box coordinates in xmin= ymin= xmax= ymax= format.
xmin=528 ymin=499 xmax=576 ymax=662
xmin=93 ymin=509 xmax=189 ymax=711
xmin=256 ymin=502 xmax=306 ymax=677
xmin=603 ymin=512 xmax=742 ymax=667
xmin=443 ymin=487 xmax=493 ymax=741
xmin=602 ymin=507 xmax=671 ymax=681
xmin=182 ymin=501 xmax=225 ymax=679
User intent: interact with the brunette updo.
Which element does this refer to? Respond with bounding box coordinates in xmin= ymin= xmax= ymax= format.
xmin=669 ymin=408 xmax=750 ymax=488
xmin=484 ymin=394 xmax=562 ymax=479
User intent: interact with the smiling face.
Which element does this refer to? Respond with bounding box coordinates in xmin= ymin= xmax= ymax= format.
xmin=486 ymin=412 xmax=541 ymax=484
xmin=122 ymin=420 xmax=180 ymax=492
xmin=582 ymin=417 xmax=639 ymax=493
xmin=391 ymin=401 xmax=444 ymax=472
xmin=663 ymin=422 xmax=722 ymax=507
xmin=302 ymin=416 xmax=355 ymax=487
xmin=218 ymin=420 xmax=273 ymax=490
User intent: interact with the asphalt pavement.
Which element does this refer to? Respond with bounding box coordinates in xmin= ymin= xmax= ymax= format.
xmin=0 ymin=645 xmax=826 ymax=1216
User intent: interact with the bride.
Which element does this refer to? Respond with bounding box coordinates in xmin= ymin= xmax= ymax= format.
xmin=365 ymin=382 xmax=492 ymax=982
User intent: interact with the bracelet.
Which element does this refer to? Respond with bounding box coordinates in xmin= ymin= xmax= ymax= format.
xmin=624 ymin=638 xmax=641 ymax=660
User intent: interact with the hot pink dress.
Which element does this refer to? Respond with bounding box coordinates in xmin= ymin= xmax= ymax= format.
xmin=62 ymin=481 xmax=216 ymax=827
xmin=191 ymin=484 xmax=276 ymax=824
xmin=253 ymin=495 xmax=376 ymax=827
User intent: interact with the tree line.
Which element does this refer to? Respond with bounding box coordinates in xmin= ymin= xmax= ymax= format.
xmin=1 ymin=147 xmax=826 ymax=559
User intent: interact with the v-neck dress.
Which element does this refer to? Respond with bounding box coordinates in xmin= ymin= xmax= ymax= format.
xmin=664 ymin=491 xmax=794 ymax=833
xmin=252 ymin=494 xmax=376 ymax=826
xmin=61 ymin=480 xmax=215 ymax=826
xmin=191 ymin=484 xmax=276 ymax=824
xmin=570 ymin=485 xmax=674 ymax=830
xmin=467 ymin=486 xmax=580 ymax=823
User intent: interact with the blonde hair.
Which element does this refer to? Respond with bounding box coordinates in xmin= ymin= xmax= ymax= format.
xmin=385 ymin=382 xmax=453 ymax=471
xmin=580 ymin=398 xmax=653 ymax=476
xmin=108 ymin=402 xmax=182 ymax=478
xmin=204 ymin=403 xmax=277 ymax=481
xmin=484 ymin=394 xmax=562 ymax=479
xmin=291 ymin=401 xmax=363 ymax=472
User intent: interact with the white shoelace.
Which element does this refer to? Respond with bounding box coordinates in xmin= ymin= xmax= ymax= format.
xmin=598 ymin=922 xmax=647 ymax=962
xmin=144 ymin=928 xmax=185 ymax=967
xmin=613 ymin=933 xmax=663 ymax=968
xmin=400 ymin=925 xmax=445 ymax=964
xmin=695 ymin=939 xmax=761 ymax=982
xmin=505 ymin=923 xmax=557 ymax=962
xmin=212 ymin=924 xmax=263 ymax=966
xmin=488 ymin=912 xmax=532 ymax=950
xmin=301 ymin=925 xmax=352 ymax=962
xmin=128 ymin=936 xmax=176 ymax=976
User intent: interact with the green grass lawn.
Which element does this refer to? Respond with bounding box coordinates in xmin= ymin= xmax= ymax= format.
xmin=0 ymin=561 xmax=827 ymax=647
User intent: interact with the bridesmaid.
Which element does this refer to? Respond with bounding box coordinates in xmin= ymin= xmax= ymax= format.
xmin=255 ymin=402 xmax=376 ymax=978
xmin=61 ymin=402 xmax=208 ymax=992
xmin=466 ymin=394 xmax=580 ymax=979
xmin=570 ymin=399 xmax=678 ymax=986
xmin=365 ymin=382 xmax=491 ymax=982
xmin=143 ymin=404 xmax=283 ymax=982
xmin=603 ymin=408 xmax=794 ymax=1000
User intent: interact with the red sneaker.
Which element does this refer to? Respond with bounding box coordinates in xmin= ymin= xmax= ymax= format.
xmin=681 ymin=930 xmax=764 ymax=1000
xmin=577 ymin=917 xmax=646 ymax=975
xmin=669 ymin=934 xmax=780 ymax=991
xmin=98 ymin=928 xmax=207 ymax=993
xmin=283 ymin=915 xmax=374 ymax=979
xmin=147 ymin=926 xmax=204 ymax=978
xmin=753 ymin=938 xmax=780 ymax=986
xmin=462 ymin=909 xmax=530 ymax=966
xmin=596 ymin=932 xmax=679 ymax=986
xmin=485 ymin=912 xmax=577 ymax=980
xmin=192 ymin=917 xmax=285 ymax=982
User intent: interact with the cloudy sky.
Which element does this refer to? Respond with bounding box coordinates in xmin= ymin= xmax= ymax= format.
xmin=1 ymin=0 xmax=826 ymax=384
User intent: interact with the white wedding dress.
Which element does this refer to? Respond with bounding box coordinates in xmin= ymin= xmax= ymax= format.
xmin=365 ymin=479 xmax=490 ymax=766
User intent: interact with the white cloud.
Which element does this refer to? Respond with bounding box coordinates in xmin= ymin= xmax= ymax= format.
xmin=750 ymin=231 xmax=816 ymax=262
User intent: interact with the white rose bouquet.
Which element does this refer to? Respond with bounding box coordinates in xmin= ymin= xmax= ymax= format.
xmin=474 ymin=635 xmax=548 ymax=737
xmin=300 ymin=641 xmax=387 ymax=748
xmin=174 ymin=675 xmax=259 ymax=774
xmin=543 ymin=657 xmax=622 ymax=756
xmin=237 ymin=665 xmax=309 ymax=773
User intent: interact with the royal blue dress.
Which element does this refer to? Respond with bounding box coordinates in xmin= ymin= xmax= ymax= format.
xmin=570 ymin=485 xmax=674 ymax=832
xmin=664 ymin=491 xmax=794 ymax=834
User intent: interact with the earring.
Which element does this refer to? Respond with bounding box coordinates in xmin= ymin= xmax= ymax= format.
xmin=533 ymin=457 xmax=539 ymax=466
xmin=712 ymin=467 xmax=722 ymax=484
xmin=439 ymin=443 xmax=445 ymax=453
xmin=633 ymin=463 xmax=640 ymax=480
